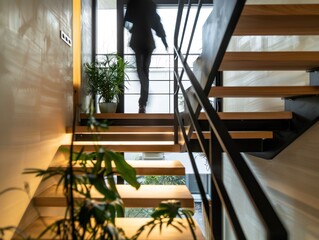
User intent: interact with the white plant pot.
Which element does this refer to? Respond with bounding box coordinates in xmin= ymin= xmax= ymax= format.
xmin=99 ymin=102 xmax=117 ymax=113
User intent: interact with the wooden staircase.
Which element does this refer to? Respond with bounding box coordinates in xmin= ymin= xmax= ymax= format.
xmin=18 ymin=144 xmax=202 ymax=239
xmin=15 ymin=112 xmax=289 ymax=239
xmin=14 ymin=3 xmax=319 ymax=239
xmin=191 ymin=3 xmax=319 ymax=159
xmin=16 ymin=114 xmax=206 ymax=239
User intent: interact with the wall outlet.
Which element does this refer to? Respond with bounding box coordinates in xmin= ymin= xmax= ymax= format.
xmin=60 ymin=30 xmax=72 ymax=47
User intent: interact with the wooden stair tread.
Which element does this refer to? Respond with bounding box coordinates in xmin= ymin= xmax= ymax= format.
xmin=66 ymin=131 xmax=272 ymax=141
xmin=235 ymin=4 xmax=319 ymax=35
xmin=80 ymin=113 xmax=174 ymax=120
xmin=220 ymin=52 xmax=319 ymax=70
xmin=199 ymin=111 xmax=293 ymax=120
xmin=209 ymin=86 xmax=319 ymax=98
xmin=20 ymin=217 xmax=204 ymax=240
xmin=50 ymin=160 xmax=185 ymax=176
xmin=192 ymin=131 xmax=273 ymax=139
xmin=61 ymin=143 xmax=181 ymax=152
xmin=34 ymin=184 xmax=194 ymax=209
xmin=116 ymin=217 xmax=205 ymax=240
xmin=75 ymin=134 xmax=174 ymax=141
xmin=117 ymin=185 xmax=194 ymax=208
xmin=68 ymin=125 xmax=174 ymax=133
xmin=78 ymin=111 xmax=293 ymax=122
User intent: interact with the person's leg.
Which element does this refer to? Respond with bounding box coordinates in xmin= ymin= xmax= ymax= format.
xmin=140 ymin=51 xmax=152 ymax=111
xmin=135 ymin=51 xmax=152 ymax=113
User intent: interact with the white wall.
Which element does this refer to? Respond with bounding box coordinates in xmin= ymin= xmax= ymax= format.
xmin=0 ymin=0 xmax=73 ymax=238
xmin=223 ymin=123 xmax=319 ymax=239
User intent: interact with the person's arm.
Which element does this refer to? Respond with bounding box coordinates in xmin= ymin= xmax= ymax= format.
xmin=161 ymin=36 xmax=168 ymax=50
xmin=124 ymin=0 xmax=133 ymax=31
xmin=152 ymin=13 xmax=168 ymax=50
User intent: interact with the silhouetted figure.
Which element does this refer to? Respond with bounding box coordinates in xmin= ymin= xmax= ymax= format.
xmin=124 ymin=0 xmax=168 ymax=113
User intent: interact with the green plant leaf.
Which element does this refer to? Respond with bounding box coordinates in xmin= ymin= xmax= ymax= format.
xmin=87 ymin=174 xmax=118 ymax=201
xmin=78 ymin=201 xmax=92 ymax=228
xmin=108 ymin=151 xmax=140 ymax=189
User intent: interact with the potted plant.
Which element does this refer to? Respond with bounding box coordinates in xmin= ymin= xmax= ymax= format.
xmin=84 ymin=54 xmax=130 ymax=113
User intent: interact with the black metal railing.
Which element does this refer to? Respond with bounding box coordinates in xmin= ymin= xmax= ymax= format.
xmin=174 ymin=0 xmax=288 ymax=239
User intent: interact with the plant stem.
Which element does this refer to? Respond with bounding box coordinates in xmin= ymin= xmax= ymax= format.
xmin=69 ymin=98 xmax=77 ymax=239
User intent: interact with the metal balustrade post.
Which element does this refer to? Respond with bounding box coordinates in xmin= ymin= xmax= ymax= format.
xmin=210 ymin=127 xmax=223 ymax=240
xmin=117 ymin=0 xmax=124 ymax=113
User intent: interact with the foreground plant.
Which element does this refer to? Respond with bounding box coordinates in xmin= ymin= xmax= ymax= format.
xmin=22 ymin=100 xmax=197 ymax=239
xmin=131 ymin=200 xmax=196 ymax=240
xmin=24 ymin=135 xmax=138 ymax=239
xmin=0 ymin=185 xmax=33 ymax=239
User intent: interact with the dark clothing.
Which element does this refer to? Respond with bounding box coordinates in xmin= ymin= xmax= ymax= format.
xmin=135 ymin=50 xmax=152 ymax=108
xmin=124 ymin=0 xmax=168 ymax=110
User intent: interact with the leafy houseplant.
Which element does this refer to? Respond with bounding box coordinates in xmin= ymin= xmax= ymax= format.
xmin=84 ymin=54 xmax=130 ymax=113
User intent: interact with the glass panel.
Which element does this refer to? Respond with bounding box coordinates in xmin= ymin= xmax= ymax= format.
xmin=97 ymin=0 xmax=117 ymax=54
xmin=125 ymin=95 xmax=172 ymax=113
xmin=126 ymin=80 xmax=170 ymax=94
xmin=97 ymin=4 xmax=212 ymax=113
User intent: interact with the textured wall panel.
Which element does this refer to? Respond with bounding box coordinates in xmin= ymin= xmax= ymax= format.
xmin=0 ymin=0 xmax=73 ymax=237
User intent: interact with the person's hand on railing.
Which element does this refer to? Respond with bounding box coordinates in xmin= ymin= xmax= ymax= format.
xmin=162 ymin=37 xmax=169 ymax=52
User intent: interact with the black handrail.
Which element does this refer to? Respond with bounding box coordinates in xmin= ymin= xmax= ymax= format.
xmin=174 ymin=1 xmax=288 ymax=239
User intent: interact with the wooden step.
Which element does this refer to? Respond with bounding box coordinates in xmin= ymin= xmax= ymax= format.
xmin=80 ymin=113 xmax=174 ymax=120
xmin=220 ymin=52 xmax=319 ymax=71
xmin=61 ymin=143 xmax=181 ymax=152
xmin=209 ymin=86 xmax=319 ymax=98
xmin=235 ymin=4 xmax=319 ymax=35
xmin=68 ymin=125 xmax=174 ymax=133
xmin=75 ymin=133 xmax=174 ymax=142
xmin=199 ymin=111 xmax=293 ymax=120
xmin=115 ymin=217 xmax=205 ymax=240
xmin=191 ymin=131 xmax=273 ymax=139
xmin=69 ymin=126 xmax=175 ymax=141
xmin=50 ymin=160 xmax=185 ymax=176
xmin=19 ymin=217 xmax=205 ymax=239
xmin=116 ymin=185 xmax=194 ymax=208
xmin=66 ymin=131 xmax=273 ymax=141
xmin=34 ymin=184 xmax=194 ymax=209
xmin=80 ymin=111 xmax=293 ymax=122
